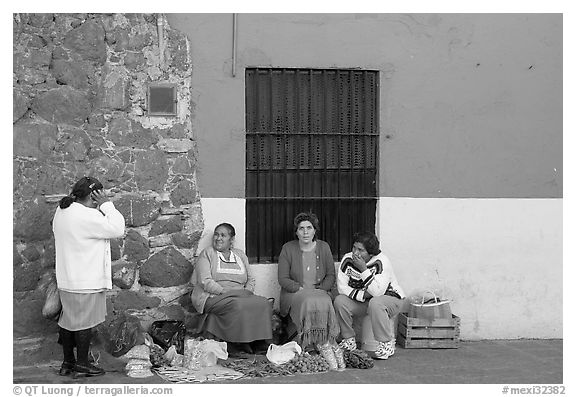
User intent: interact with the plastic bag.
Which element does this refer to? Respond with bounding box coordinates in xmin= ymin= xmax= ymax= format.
xmin=106 ymin=313 xmax=146 ymax=357
xmin=150 ymin=320 xmax=186 ymax=354
xmin=266 ymin=341 xmax=302 ymax=365
xmin=41 ymin=273 xmax=61 ymax=320
xmin=198 ymin=339 xmax=228 ymax=367
xmin=183 ymin=338 xmax=228 ymax=369
xmin=164 ymin=345 xmax=183 ymax=367
xmin=120 ymin=344 xmax=150 ymax=361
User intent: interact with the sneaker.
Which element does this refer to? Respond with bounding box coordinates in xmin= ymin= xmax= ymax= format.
xmin=373 ymin=340 xmax=395 ymax=360
xmin=384 ymin=339 xmax=396 ymax=357
xmin=338 ymin=337 xmax=357 ymax=352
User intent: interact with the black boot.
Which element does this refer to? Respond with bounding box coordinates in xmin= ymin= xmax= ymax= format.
xmin=58 ymin=327 xmax=76 ymax=376
xmin=74 ymin=328 xmax=105 ymax=377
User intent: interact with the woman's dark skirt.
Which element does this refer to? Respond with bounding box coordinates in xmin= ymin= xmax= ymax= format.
xmin=204 ymin=289 xmax=273 ymax=343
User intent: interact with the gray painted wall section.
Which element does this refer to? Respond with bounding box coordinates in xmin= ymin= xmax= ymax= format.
xmin=168 ymin=13 xmax=562 ymax=199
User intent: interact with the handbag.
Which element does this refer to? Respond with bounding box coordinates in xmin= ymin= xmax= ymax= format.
xmin=408 ymin=290 xmax=452 ymax=320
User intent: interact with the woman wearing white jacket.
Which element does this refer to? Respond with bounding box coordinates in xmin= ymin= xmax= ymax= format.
xmin=52 ymin=176 xmax=125 ymax=377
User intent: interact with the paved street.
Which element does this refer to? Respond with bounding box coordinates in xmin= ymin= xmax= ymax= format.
xmin=13 ymin=335 xmax=562 ymax=385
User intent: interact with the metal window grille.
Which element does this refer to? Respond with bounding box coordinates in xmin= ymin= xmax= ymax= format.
xmin=246 ymin=68 xmax=379 ymax=262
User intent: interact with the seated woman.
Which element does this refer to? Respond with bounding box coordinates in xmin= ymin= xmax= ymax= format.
xmin=190 ymin=223 xmax=272 ymax=352
xmin=334 ymin=231 xmax=405 ymax=360
xmin=277 ymin=212 xmax=341 ymax=369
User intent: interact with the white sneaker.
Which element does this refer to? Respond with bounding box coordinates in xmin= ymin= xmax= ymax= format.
xmin=338 ymin=337 xmax=357 ymax=351
xmin=374 ymin=339 xmax=396 ymax=360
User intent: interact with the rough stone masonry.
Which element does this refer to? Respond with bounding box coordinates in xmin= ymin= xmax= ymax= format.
xmin=13 ymin=13 xmax=204 ymax=346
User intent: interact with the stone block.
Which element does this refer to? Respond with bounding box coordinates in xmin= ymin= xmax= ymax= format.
xmin=98 ymin=68 xmax=130 ymax=110
xmin=149 ymin=216 xmax=183 ymax=237
xmin=14 ymin=244 xmax=23 ymax=267
xmin=171 ymin=156 xmax=194 ymax=175
xmin=170 ymin=179 xmax=198 ymax=206
xmin=13 ymin=122 xmax=58 ymax=159
xmin=21 ymin=245 xmax=41 ymax=262
xmin=13 ymin=260 xmax=42 ymax=291
xmin=123 ymin=230 xmax=150 ymax=262
xmin=112 ymin=290 xmax=161 ymax=311
xmin=124 ymin=51 xmax=146 ymax=70
xmin=31 ymin=86 xmax=92 ymax=126
xmin=157 ymin=138 xmax=195 ymax=153
xmin=13 ymin=290 xmax=59 ymax=337
xmin=159 ymin=123 xmax=188 ymax=139
xmin=56 ymin=127 xmax=91 ymax=161
xmin=148 ymin=234 xmax=172 ymax=248
xmin=110 ymin=239 xmax=122 ymax=261
xmin=112 ymin=261 xmax=137 ymax=289
xmin=89 ymin=155 xmax=129 ymax=185
xmin=134 ymin=150 xmax=169 ymax=192
xmin=158 ymin=305 xmax=185 ymax=321
xmin=13 ymin=198 xmax=56 ymax=242
xmin=63 ymin=19 xmax=107 ymax=64
xmin=50 ymin=59 xmax=92 ymax=89
xmin=139 ymin=247 xmax=193 ymax=287
xmin=13 ymin=90 xmax=30 ymax=123
xmin=114 ymin=195 xmax=160 ymax=227
xmin=172 ymin=230 xmax=201 ymax=250
xmin=167 ymin=30 xmax=189 ymax=72
xmin=108 ymin=117 xmax=159 ymax=149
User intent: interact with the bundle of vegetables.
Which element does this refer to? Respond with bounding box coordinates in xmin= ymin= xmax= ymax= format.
xmin=221 ymin=352 xmax=330 ymax=378
xmin=221 ymin=358 xmax=293 ymax=378
xmin=283 ymin=352 xmax=331 ymax=373
xmin=343 ymin=349 xmax=374 ymax=369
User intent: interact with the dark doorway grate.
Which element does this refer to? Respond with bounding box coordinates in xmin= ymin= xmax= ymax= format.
xmin=246 ymin=68 xmax=379 ymax=262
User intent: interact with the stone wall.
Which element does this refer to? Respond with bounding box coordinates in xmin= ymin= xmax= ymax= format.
xmin=13 ymin=13 xmax=202 ymax=338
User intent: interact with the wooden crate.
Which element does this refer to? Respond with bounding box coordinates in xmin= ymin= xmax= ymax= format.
xmin=396 ymin=312 xmax=460 ymax=349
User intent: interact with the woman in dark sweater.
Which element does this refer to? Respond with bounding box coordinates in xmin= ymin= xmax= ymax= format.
xmin=278 ymin=212 xmax=342 ymax=370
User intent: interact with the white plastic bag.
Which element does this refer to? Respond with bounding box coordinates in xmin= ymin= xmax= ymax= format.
xmin=198 ymin=339 xmax=228 ymax=367
xmin=266 ymin=341 xmax=302 ymax=365
xmin=183 ymin=338 xmax=228 ymax=369
xmin=164 ymin=345 xmax=183 ymax=367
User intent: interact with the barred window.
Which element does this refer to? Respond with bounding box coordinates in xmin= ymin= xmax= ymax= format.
xmin=246 ymin=68 xmax=379 ymax=262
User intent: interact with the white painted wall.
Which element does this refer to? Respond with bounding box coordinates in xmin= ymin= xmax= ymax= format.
xmin=199 ymin=197 xmax=563 ymax=339
xmin=197 ymin=198 xmax=246 ymax=254
xmin=377 ymin=197 xmax=563 ymax=339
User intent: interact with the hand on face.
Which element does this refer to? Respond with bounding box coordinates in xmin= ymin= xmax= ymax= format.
xmin=90 ymin=189 xmax=109 ymax=208
xmin=352 ymin=242 xmax=370 ymax=271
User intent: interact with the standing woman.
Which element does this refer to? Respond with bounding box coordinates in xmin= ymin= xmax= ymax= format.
xmin=277 ymin=212 xmax=341 ymax=369
xmin=53 ymin=177 xmax=125 ymax=377
xmin=190 ymin=223 xmax=272 ymax=352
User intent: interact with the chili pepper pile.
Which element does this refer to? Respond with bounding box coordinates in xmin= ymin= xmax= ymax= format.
xmin=343 ymin=349 xmax=374 ymax=369
xmin=221 ymin=358 xmax=293 ymax=378
xmin=221 ymin=352 xmax=330 ymax=378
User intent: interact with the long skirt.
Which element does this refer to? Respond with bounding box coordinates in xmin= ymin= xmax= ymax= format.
xmin=204 ymin=289 xmax=273 ymax=343
xmin=58 ymin=290 xmax=107 ymax=331
xmin=282 ymin=289 xmax=340 ymax=349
